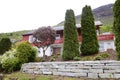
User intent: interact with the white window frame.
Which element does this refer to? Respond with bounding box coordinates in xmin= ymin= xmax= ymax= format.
xmin=96 ymin=30 xmax=99 ymax=35
xmin=99 ymin=42 xmax=104 ymax=52
xmin=29 ymin=35 xmax=33 ymax=43
xmin=107 ymin=42 xmax=112 ymax=49
xmin=56 ymin=34 xmax=60 ymax=39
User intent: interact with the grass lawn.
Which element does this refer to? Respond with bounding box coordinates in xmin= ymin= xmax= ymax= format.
xmin=4 ymin=71 xmax=83 ymax=80
xmin=3 ymin=71 xmax=119 ymax=80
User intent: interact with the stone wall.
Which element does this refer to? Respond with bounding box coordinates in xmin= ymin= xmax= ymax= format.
xmin=21 ymin=61 xmax=120 ymax=78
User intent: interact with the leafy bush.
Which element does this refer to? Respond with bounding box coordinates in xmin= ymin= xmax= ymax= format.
xmin=2 ymin=57 xmax=18 ymax=73
xmin=50 ymin=57 xmax=56 ymax=61
xmin=101 ymin=25 xmax=113 ymax=33
xmin=0 ymin=49 xmax=19 ymax=73
xmin=81 ymin=56 xmax=93 ymax=61
xmin=35 ymin=57 xmax=45 ymax=62
xmin=94 ymin=53 xmax=110 ymax=60
xmin=94 ymin=56 xmax=102 ymax=60
xmin=73 ymin=56 xmax=80 ymax=61
xmin=16 ymin=41 xmax=37 ymax=65
xmin=0 ymin=41 xmax=37 ymax=73
xmin=99 ymin=53 xmax=110 ymax=58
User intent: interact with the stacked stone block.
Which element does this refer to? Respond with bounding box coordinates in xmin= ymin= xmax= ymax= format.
xmin=21 ymin=61 xmax=120 ymax=78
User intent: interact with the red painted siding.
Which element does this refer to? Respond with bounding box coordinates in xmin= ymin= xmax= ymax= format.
xmin=22 ymin=35 xmax=29 ymax=41
xmin=98 ymin=34 xmax=114 ymax=41
xmin=22 ymin=34 xmax=114 ymax=45
xmin=53 ymin=34 xmax=114 ymax=44
xmin=22 ymin=35 xmax=35 ymax=46
xmin=54 ymin=38 xmax=63 ymax=44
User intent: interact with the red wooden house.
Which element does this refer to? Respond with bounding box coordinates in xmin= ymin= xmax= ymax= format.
xmin=22 ymin=21 xmax=115 ymax=57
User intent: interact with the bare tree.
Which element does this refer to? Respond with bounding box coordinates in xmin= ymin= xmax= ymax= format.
xmin=33 ymin=26 xmax=56 ymax=57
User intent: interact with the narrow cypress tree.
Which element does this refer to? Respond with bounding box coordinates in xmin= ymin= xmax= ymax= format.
xmin=113 ymin=0 xmax=120 ymax=60
xmin=62 ymin=9 xmax=79 ymax=60
xmin=80 ymin=5 xmax=99 ymax=55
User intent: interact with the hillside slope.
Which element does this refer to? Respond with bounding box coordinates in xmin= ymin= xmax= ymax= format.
xmin=0 ymin=30 xmax=30 ymax=43
xmin=56 ymin=4 xmax=113 ymax=26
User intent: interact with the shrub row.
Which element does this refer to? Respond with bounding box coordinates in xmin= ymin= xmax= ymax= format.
xmin=0 ymin=41 xmax=37 ymax=73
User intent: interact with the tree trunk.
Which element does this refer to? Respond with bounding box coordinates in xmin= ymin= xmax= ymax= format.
xmin=43 ymin=50 xmax=46 ymax=57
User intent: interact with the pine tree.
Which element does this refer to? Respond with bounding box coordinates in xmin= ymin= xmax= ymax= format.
xmin=62 ymin=9 xmax=79 ymax=60
xmin=80 ymin=5 xmax=99 ymax=55
xmin=0 ymin=38 xmax=12 ymax=54
xmin=113 ymin=0 xmax=120 ymax=60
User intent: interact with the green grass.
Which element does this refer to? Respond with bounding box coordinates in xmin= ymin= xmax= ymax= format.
xmin=4 ymin=72 xmax=52 ymax=80
xmin=4 ymin=72 xmax=82 ymax=80
xmin=3 ymin=71 xmax=118 ymax=80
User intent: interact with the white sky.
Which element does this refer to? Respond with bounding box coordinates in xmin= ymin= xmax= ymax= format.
xmin=0 ymin=0 xmax=115 ymax=33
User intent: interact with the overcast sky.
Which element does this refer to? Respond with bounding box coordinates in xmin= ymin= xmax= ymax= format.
xmin=0 ymin=0 xmax=115 ymax=33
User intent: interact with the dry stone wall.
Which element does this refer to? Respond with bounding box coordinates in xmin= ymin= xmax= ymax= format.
xmin=21 ymin=61 xmax=120 ymax=78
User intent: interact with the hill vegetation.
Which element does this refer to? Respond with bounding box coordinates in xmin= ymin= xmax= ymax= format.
xmin=56 ymin=4 xmax=114 ymax=26
xmin=0 ymin=30 xmax=30 ymax=43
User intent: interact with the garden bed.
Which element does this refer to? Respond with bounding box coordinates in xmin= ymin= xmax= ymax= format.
xmin=36 ymin=50 xmax=116 ymax=62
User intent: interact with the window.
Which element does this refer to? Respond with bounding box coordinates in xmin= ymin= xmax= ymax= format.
xmin=29 ymin=35 xmax=33 ymax=43
xmin=56 ymin=34 xmax=60 ymax=39
xmin=96 ymin=30 xmax=99 ymax=35
xmin=99 ymin=43 xmax=104 ymax=52
xmin=107 ymin=42 xmax=112 ymax=49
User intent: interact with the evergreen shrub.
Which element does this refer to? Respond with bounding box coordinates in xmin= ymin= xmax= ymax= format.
xmin=62 ymin=9 xmax=80 ymax=60
xmin=16 ymin=41 xmax=37 ymax=65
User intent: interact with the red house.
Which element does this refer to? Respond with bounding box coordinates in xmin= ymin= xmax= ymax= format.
xmin=22 ymin=21 xmax=115 ymax=57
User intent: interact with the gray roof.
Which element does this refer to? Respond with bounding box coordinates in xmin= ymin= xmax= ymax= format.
xmin=22 ymin=30 xmax=34 ymax=36
xmin=23 ymin=21 xmax=102 ymax=35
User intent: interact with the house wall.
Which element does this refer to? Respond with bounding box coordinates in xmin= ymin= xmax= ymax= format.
xmin=99 ymin=40 xmax=115 ymax=52
xmin=56 ymin=30 xmax=63 ymax=38
xmin=22 ymin=27 xmax=115 ymax=57
xmin=52 ymin=47 xmax=61 ymax=54
xmin=37 ymin=46 xmax=53 ymax=57
xmin=22 ymin=35 xmax=53 ymax=57
xmin=22 ymin=35 xmax=30 ymax=41
xmin=52 ymin=39 xmax=115 ymax=55
xmin=22 ymin=34 xmax=115 ymax=57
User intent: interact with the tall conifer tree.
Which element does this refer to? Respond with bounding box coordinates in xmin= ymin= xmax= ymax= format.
xmin=113 ymin=0 xmax=120 ymax=60
xmin=0 ymin=38 xmax=12 ymax=54
xmin=62 ymin=9 xmax=79 ymax=60
xmin=80 ymin=5 xmax=99 ymax=55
